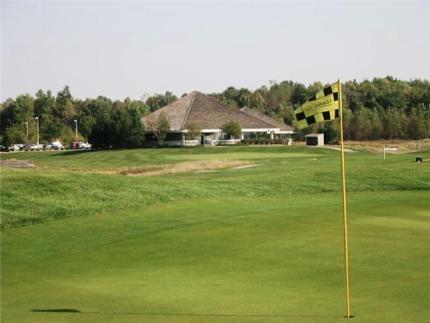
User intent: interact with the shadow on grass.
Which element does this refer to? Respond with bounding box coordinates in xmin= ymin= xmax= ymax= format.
xmin=31 ymin=308 xmax=340 ymax=318
xmin=50 ymin=150 xmax=95 ymax=157
xmin=31 ymin=309 xmax=80 ymax=313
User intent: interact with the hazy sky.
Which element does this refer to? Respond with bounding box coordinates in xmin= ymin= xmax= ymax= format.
xmin=1 ymin=1 xmax=429 ymax=101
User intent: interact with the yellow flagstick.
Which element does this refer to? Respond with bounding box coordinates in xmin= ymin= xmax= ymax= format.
xmin=338 ymin=79 xmax=352 ymax=318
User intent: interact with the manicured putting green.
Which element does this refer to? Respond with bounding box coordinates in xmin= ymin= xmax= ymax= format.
xmin=2 ymin=191 xmax=429 ymax=323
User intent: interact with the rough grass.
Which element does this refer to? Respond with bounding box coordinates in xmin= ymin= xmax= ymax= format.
xmin=343 ymin=139 xmax=430 ymax=153
xmin=1 ymin=146 xmax=429 ymax=322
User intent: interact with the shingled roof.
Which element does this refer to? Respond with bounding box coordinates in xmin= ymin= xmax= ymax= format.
xmin=240 ymin=107 xmax=294 ymax=132
xmin=143 ymin=91 xmax=278 ymax=131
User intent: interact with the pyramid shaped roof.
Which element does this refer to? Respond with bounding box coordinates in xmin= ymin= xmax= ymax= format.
xmin=240 ymin=107 xmax=294 ymax=132
xmin=143 ymin=91 xmax=278 ymax=131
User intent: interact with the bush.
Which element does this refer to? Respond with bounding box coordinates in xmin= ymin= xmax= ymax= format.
xmin=222 ymin=121 xmax=241 ymax=139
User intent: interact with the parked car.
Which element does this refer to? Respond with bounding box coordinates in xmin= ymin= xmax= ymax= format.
xmin=47 ymin=141 xmax=64 ymax=150
xmin=71 ymin=142 xmax=80 ymax=149
xmin=80 ymin=142 xmax=92 ymax=150
xmin=71 ymin=141 xmax=91 ymax=150
xmin=8 ymin=144 xmax=23 ymax=151
xmin=30 ymin=143 xmax=44 ymax=151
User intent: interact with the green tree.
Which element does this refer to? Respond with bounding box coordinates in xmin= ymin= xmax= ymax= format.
xmin=237 ymin=88 xmax=252 ymax=107
xmin=185 ymin=123 xmax=201 ymax=140
xmin=279 ymin=105 xmax=295 ymax=126
xmin=350 ymin=106 xmax=373 ymax=140
xmin=78 ymin=114 xmax=95 ymax=140
xmin=369 ymin=108 xmax=383 ymax=139
xmin=124 ymin=98 xmax=150 ymax=117
xmin=34 ymin=90 xmax=55 ymax=117
xmin=407 ymin=106 xmax=429 ymax=139
xmin=319 ymin=122 xmax=338 ymax=144
xmin=221 ymin=87 xmax=240 ymax=107
xmin=2 ymin=124 xmax=26 ymax=146
xmin=341 ymin=108 xmax=354 ymax=140
xmin=87 ymin=97 xmax=114 ymax=149
xmin=40 ymin=114 xmax=64 ymax=142
xmin=147 ymin=112 xmax=170 ymax=145
xmin=2 ymin=78 xmax=430 ymax=145
xmin=222 ymin=121 xmax=241 ymax=139
xmin=54 ymin=86 xmax=75 ymax=121
xmin=291 ymin=83 xmax=308 ymax=106
xmin=383 ymin=108 xmax=408 ymax=139
xmin=0 ymin=95 xmax=34 ymax=131
xmin=145 ymin=92 xmax=177 ymax=112
xmin=250 ymin=91 xmax=266 ymax=111
xmin=112 ymin=102 xmax=145 ymax=147
xmin=409 ymin=80 xmax=430 ymax=107
xmin=306 ymin=81 xmax=324 ymax=98
xmin=59 ymin=126 xmax=77 ymax=146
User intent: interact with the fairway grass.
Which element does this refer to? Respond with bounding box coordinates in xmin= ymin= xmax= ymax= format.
xmin=1 ymin=146 xmax=429 ymax=322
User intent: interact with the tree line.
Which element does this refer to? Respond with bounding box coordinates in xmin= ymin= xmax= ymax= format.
xmin=0 ymin=87 xmax=147 ymax=148
xmin=1 ymin=76 xmax=429 ymax=148
xmin=211 ymin=77 xmax=430 ymax=142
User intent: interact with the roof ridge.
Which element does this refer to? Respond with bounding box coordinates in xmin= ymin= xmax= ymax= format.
xmin=205 ymin=95 xmax=276 ymax=128
xmin=180 ymin=92 xmax=197 ymax=129
xmin=240 ymin=107 xmax=293 ymax=130
xmin=237 ymin=109 xmax=276 ymax=128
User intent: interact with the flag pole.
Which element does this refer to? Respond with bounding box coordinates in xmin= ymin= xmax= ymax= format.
xmin=338 ymin=79 xmax=352 ymax=318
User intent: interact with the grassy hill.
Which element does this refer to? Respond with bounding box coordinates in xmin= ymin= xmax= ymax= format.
xmin=1 ymin=146 xmax=429 ymax=322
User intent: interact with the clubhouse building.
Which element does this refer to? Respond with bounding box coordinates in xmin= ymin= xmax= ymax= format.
xmin=143 ymin=91 xmax=294 ymax=146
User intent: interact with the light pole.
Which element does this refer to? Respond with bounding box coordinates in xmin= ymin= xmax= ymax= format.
xmin=34 ymin=117 xmax=39 ymax=145
xmin=24 ymin=121 xmax=29 ymax=143
xmin=74 ymin=119 xmax=78 ymax=141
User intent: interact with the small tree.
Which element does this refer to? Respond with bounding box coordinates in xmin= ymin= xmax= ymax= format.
xmin=319 ymin=122 xmax=338 ymax=144
xmin=222 ymin=121 xmax=241 ymax=139
xmin=2 ymin=124 xmax=26 ymax=146
xmin=147 ymin=112 xmax=170 ymax=145
xmin=407 ymin=106 xmax=429 ymax=140
xmin=185 ymin=123 xmax=201 ymax=140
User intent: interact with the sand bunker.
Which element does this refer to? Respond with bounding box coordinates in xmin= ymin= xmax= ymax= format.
xmin=230 ymin=164 xmax=260 ymax=170
xmin=122 ymin=160 xmax=249 ymax=176
xmin=0 ymin=159 xmax=35 ymax=169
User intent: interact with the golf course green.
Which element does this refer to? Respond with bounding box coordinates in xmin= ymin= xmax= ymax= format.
xmin=1 ymin=146 xmax=429 ymax=322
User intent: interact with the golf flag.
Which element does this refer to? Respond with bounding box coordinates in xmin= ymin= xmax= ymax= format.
xmin=294 ymin=79 xmax=353 ymax=318
xmin=294 ymin=82 xmax=340 ymax=129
